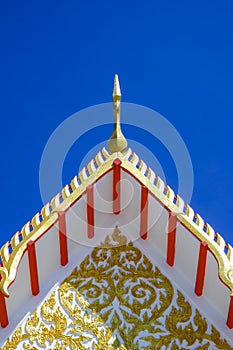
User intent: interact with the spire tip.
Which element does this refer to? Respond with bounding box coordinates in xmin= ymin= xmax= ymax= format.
xmin=108 ymin=74 xmax=128 ymax=153
xmin=113 ymin=74 xmax=121 ymax=102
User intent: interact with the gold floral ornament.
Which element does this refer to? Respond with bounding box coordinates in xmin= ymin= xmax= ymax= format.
xmin=2 ymin=228 xmax=232 ymax=349
xmin=2 ymin=290 xmax=127 ymax=350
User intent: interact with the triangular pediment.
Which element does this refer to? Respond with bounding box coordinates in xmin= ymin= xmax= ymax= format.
xmin=1 ymin=75 xmax=233 ymax=347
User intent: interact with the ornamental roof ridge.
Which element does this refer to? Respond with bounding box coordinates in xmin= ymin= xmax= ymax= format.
xmin=0 ymin=145 xmax=233 ymax=297
xmin=0 ymin=75 xmax=232 ymax=316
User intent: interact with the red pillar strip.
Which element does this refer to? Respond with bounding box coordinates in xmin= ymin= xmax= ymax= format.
xmin=140 ymin=185 xmax=148 ymax=240
xmin=166 ymin=212 xmax=177 ymax=266
xmin=227 ymin=296 xmax=233 ymax=328
xmin=87 ymin=184 xmax=94 ymax=239
xmin=58 ymin=211 xmax=68 ymax=266
xmin=195 ymin=241 xmax=208 ymax=296
xmin=27 ymin=240 xmax=39 ymax=296
xmin=0 ymin=291 xmax=8 ymax=328
xmin=113 ymin=158 xmax=121 ymax=215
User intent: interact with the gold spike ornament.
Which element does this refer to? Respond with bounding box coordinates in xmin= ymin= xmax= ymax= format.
xmin=108 ymin=74 xmax=128 ymax=153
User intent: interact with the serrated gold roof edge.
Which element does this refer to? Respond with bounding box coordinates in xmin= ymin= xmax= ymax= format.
xmin=0 ymin=147 xmax=233 ymax=296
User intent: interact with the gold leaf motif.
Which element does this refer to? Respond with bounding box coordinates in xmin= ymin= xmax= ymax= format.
xmin=1 ymin=230 xmax=232 ymax=349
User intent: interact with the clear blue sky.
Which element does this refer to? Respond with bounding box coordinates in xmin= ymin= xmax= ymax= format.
xmin=0 ymin=1 xmax=233 ymax=247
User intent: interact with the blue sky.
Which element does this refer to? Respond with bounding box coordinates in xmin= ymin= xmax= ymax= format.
xmin=0 ymin=1 xmax=233 ymax=247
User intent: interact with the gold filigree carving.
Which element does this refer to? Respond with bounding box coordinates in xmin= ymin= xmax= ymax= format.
xmin=2 ymin=230 xmax=232 ymax=349
xmin=100 ymin=226 xmax=127 ymax=247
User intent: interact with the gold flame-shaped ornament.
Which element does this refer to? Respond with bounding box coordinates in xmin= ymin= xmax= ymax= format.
xmin=108 ymin=74 xmax=128 ymax=153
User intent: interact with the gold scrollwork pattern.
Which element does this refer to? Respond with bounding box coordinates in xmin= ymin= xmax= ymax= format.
xmin=2 ymin=229 xmax=232 ymax=349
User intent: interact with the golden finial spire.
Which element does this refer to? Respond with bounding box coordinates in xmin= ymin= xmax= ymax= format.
xmin=108 ymin=74 xmax=128 ymax=153
xmin=113 ymin=74 xmax=121 ymax=102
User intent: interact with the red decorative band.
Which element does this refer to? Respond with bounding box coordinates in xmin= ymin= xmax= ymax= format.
xmin=140 ymin=185 xmax=148 ymax=240
xmin=113 ymin=158 xmax=121 ymax=215
xmin=166 ymin=212 xmax=177 ymax=266
xmin=27 ymin=240 xmax=40 ymax=296
xmin=58 ymin=211 xmax=68 ymax=266
xmin=195 ymin=241 xmax=208 ymax=296
xmin=0 ymin=291 xmax=8 ymax=328
xmin=227 ymin=295 xmax=233 ymax=328
xmin=87 ymin=185 xmax=94 ymax=239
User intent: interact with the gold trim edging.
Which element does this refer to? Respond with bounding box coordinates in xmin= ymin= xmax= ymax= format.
xmin=0 ymin=148 xmax=115 ymax=296
xmin=0 ymin=147 xmax=233 ymax=298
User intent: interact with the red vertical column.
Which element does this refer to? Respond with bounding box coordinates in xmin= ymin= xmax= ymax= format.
xmin=87 ymin=184 xmax=94 ymax=239
xmin=113 ymin=158 xmax=121 ymax=215
xmin=140 ymin=185 xmax=148 ymax=240
xmin=27 ymin=240 xmax=39 ymax=296
xmin=58 ymin=211 xmax=68 ymax=266
xmin=195 ymin=241 xmax=208 ymax=296
xmin=0 ymin=290 xmax=8 ymax=328
xmin=166 ymin=212 xmax=177 ymax=266
xmin=227 ymin=296 xmax=233 ymax=329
